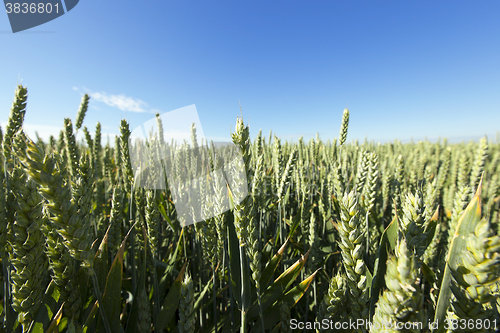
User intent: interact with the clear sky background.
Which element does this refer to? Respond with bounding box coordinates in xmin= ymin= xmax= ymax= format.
xmin=1 ymin=0 xmax=499 ymax=145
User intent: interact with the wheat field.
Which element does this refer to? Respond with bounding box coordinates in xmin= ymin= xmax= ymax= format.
xmin=1 ymin=85 xmax=499 ymax=333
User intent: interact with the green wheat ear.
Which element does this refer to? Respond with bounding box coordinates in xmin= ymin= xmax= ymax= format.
xmin=400 ymin=190 xmax=427 ymax=258
xmin=145 ymin=189 xmax=160 ymax=261
xmin=75 ymin=94 xmax=90 ymax=131
xmin=392 ymin=154 xmax=405 ymax=218
xmin=179 ymin=272 xmax=196 ymax=333
xmin=82 ymin=127 xmax=93 ymax=154
xmin=469 ymin=136 xmax=488 ymax=197
xmin=64 ymin=118 xmax=79 ymax=178
xmin=108 ymin=186 xmax=124 ymax=258
xmin=338 ymin=108 xmax=349 ymax=147
xmin=136 ymin=287 xmax=152 ymax=333
xmin=120 ymin=119 xmax=134 ymax=193
xmin=317 ymin=272 xmax=347 ymax=322
xmin=0 ymin=178 xmax=7 ymax=259
xmin=20 ymin=137 xmax=95 ymax=271
xmin=450 ymin=218 xmax=500 ymax=320
xmin=372 ymin=239 xmax=423 ymax=332
xmin=9 ymin=170 xmax=48 ymax=332
xmin=230 ymin=117 xmax=252 ymax=246
xmin=337 ymin=190 xmax=369 ymax=320
xmin=3 ymin=85 xmax=27 ymax=164
xmin=44 ymin=224 xmax=83 ymax=320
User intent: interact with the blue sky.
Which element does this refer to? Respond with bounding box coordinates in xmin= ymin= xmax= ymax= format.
xmin=1 ymin=0 xmax=499 ymax=145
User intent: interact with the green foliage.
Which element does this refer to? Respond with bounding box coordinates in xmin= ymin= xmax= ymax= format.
xmin=1 ymin=85 xmax=499 ymax=333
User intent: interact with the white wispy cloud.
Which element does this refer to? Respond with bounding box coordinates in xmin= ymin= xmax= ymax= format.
xmin=90 ymin=92 xmax=148 ymax=113
xmin=74 ymin=87 xmax=153 ymax=113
